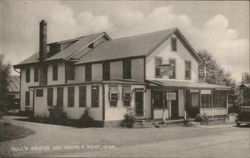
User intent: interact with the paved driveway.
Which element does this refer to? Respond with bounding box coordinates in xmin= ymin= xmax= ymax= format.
xmin=1 ymin=116 xmax=249 ymax=157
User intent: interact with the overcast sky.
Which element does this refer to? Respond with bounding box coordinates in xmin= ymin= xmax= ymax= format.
xmin=1 ymin=0 xmax=249 ymax=81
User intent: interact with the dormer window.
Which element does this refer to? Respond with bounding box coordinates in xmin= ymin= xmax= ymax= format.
xmin=171 ymin=37 xmax=177 ymax=51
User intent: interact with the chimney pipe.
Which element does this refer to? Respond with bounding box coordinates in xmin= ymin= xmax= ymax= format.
xmin=39 ymin=20 xmax=47 ymax=62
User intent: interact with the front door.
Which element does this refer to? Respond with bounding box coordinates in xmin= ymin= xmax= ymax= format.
xmin=171 ymin=90 xmax=179 ymax=119
xmin=135 ymin=91 xmax=144 ymax=116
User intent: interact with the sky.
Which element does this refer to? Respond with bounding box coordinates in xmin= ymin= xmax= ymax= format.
xmin=1 ymin=0 xmax=249 ymax=82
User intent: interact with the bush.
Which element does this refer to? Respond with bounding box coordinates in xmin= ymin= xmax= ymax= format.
xmin=120 ymin=113 xmax=136 ymax=128
xmin=48 ymin=106 xmax=68 ymax=124
xmin=78 ymin=108 xmax=96 ymax=127
xmin=228 ymin=105 xmax=240 ymax=114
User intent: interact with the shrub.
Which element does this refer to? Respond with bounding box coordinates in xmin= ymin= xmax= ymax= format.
xmin=228 ymin=105 xmax=240 ymax=114
xmin=120 ymin=113 xmax=136 ymax=128
xmin=78 ymin=108 xmax=95 ymax=127
xmin=48 ymin=106 xmax=68 ymax=124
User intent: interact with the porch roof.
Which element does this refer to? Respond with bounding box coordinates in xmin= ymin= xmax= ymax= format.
xmin=147 ymin=80 xmax=230 ymax=90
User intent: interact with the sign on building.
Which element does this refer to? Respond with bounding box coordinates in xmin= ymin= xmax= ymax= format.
xmin=160 ymin=64 xmax=174 ymax=77
xmin=166 ymin=92 xmax=176 ymax=100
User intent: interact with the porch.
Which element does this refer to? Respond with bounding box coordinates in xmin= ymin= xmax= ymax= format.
xmin=147 ymin=80 xmax=230 ymax=121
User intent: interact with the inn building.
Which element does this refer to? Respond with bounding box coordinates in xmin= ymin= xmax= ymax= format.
xmin=14 ymin=20 xmax=230 ymax=125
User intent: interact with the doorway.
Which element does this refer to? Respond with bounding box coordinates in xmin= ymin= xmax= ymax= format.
xmin=135 ymin=91 xmax=144 ymax=116
xmin=170 ymin=90 xmax=179 ymax=119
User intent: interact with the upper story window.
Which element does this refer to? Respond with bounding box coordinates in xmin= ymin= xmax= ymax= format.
xmin=103 ymin=62 xmax=110 ymax=81
xmin=185 ymin=61 xmax=191 ymax=80
xmin=26 ymin=68 xmax=30 ymax=83
xmin=169 ymin=59 xmax=176 ymax=79
xmin=155 ymin=57 xmax=162 ymax=78
xmin=66 ymin=64 xmax=74 ymax=80
xmin=85 ymin=64 xmax=92 ymax=81
xmin=171 ymin=37 xmax=177 ymax=52
xmin=34 ymin=67 xmax=39 ymax=82
xmin=123 ymin=59 xmax=131 ymax=79
xmin=53 ymin=64 xmax=58 ymax=81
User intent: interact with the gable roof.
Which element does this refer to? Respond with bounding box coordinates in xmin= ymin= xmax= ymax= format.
xmin=14 ymin=32 xmax=110 ymax=67
xmin=75 ymin=28 xmax=202 ymax=64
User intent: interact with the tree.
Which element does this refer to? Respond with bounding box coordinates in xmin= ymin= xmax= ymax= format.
xmin=198 ymin=50 xmax=235 ymax=86
xmin=0 ymin=54 xmax=11 ymax=108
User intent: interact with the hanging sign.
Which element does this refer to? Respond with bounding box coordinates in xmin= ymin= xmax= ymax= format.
xmin=166 ymin=92 xmax=176 ymax=100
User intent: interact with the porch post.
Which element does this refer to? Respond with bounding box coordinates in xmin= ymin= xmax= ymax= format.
xmin=211 ymin=89 xmax=214 ymax=118
xmin=162 ymin=90 xmax=166 ymax=122
xmin=226 ymin=92 xmax=229 ymax=116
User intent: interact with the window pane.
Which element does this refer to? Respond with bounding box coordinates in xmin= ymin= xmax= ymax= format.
xmin=169 ymin=59 xmax=176 ymax=79
xmin=26 ymin=68 xmax=30 ymax=83
xmin=91 ymin=86 xmax=99 ymax=107
xmin=155 ymin=58 xmax=162 ymax=78
xmin=47 ymin=88 xmax=53 ymax=106
xmin=57 ymin=87 xmax=64 ymax=107
xmin=34 ymin=67 xmax=39 ymax=82
xmin=25 ymin=91 xmax=30 ymax=106
xmin=68 ymin=87 xmax=74 ymax=107
xmin=36 ymin=89 xmax=43 ymax=97
xmin=53 ymin=65 xmax=58 ymax=81
xmin=79 ymin=86 xmax=86 ymax=107
xmin=123 ymin=59 xmax=131 ymax=79
xmin=85 ymin=64 xmax=92 ymax=81
xmin=103 ymin=62 xmax=110 ymax=80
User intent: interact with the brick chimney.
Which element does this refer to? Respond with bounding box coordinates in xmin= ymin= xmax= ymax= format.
xmin=39 ymin=20 xmax=47 ymax=62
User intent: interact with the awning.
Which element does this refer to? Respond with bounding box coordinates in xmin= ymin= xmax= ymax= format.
xmin=147 ymin=80 xmax=230 ymax=90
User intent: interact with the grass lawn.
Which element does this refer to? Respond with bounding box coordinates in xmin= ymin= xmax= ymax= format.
xmin=0 ymin=121 xmax=35 ymax=142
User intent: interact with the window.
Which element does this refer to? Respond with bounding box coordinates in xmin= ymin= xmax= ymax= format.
xmin=201 ymin=94 xmax=211 ymax=108
xmin=185 ymin=61 xmax=191 ymax=80
xmin=123 ymin=59 xmax=131 ymax=79
xmin=57 ymin=87 xmax=64 ymax=107
xmin=47 ymin=88 xmax=53 ymax=106
xmin=155 ymin=57 xmax=162 ymax=78
xmin=171 ymin=37 xmax=177 ymax=51
xmin=36 ymin=89 xmax=43 ymax=97
xmin=34 ymin=67 xmax=39 ymax=82
xmin=103 ymin=62 xmax=110 ymax=81
xmin=68 ymin=87 xmax=74 ymax=107
xmin=110 ymin=93 xmax=118 ymax=107
xmin=123 ymin=93 xmax=131 ymax=107
xmin=26 ymin=68 xmax=30 ymax=83
xmin=53 ymin=64 xmax=58 ymax=81
xmin=79 ymin=86 xmax=86 ymax=107
xmin=91 ymin=86 xmax=99 ymax=107
xmin=169 ymin=59 xmax=176 ymax=79
xmin=213 ymin=91 xmax=227 ymax=108
xmin=153 ymin=91 xmax=163 ymax=109
xmin=66 ymin=64 xmax=75 ymax=80
xmin=85 ymin=64 xmax=92 ymax=81
xmin=25 ymin=91 xmax=30 ymax=106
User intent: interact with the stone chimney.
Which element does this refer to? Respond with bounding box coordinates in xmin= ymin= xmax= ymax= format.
xmin=39 ymin=20 xmax=47 ymax=62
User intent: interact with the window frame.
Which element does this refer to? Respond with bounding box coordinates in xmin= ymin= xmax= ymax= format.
xmin=66 ymin=64 xmax=75 ymax=81
xmin=85 ymin=64 xmax=92 ymax=82
xmin=57 ymin=87 xmax=64 ymax=107
xmin=185 ymin=60 xmax=191 ymax=80
xmin=79 ymin=86 xmax=86 ymax=107
xmin=169 ymin=59 xmax=176 ymax=79
xmin=52 ymin=64 xmax=58 ymax=81
xmin=171 ymin=37 xmax=177 ymax=52
xmin=123 ymin=59 xmax=132 ymax=79
xmin=34 ymin=67 xmax=39 ymax=82
xmin=103 ymin=62 xmax=110 ymax=81
xmin=47 ymin=88 xmax=53 ymax=106
xmin=67 ymin=87 xmax=75 ymax=107
xmin=91 ymin=86 xmax=99 ymax=108
xmin=25 ymin=91 xmax=30 ymax=106
xmin=155 ymin=57 xmax=163 ymax=78
xmin=26 ymin=68 xmax=30 ymax=83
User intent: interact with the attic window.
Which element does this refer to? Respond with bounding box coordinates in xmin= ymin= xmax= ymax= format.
xmin=88 ymin=43 xmax=94 ymax=49
xmin=171 ymin=37 xmax=177 ymax=51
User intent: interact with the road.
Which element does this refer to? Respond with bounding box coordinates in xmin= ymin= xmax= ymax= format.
xmin=46 ymin=125 xmax=250 ymax=158
xmin=1 ymin=116 xmax=250 ymax=158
